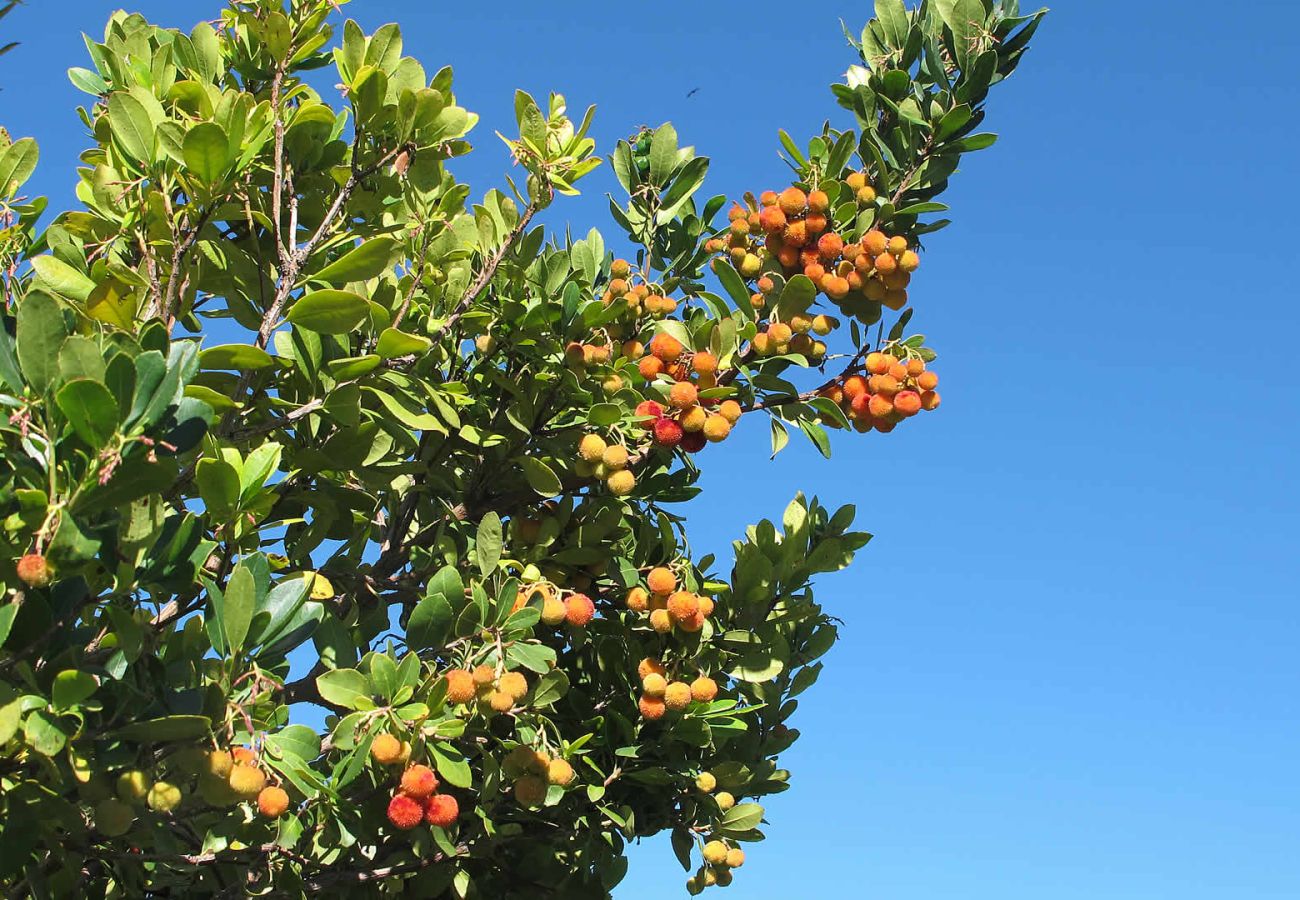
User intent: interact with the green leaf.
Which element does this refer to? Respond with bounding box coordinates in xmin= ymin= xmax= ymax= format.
xmin=648 ymin=122 xmax=678 ymax=185
xmin=30 ymin=256 xmax=95 ymax=302
xmin=718 ymin=802 xmax=765 ymax=834
xmin=312 ymin=237 xmax=397 ymax=284
xmin=112 ymin=715 xmax=212 ymax=742
xmin=874 ymin=0 xmax=909 ymax=47
xmin=222 ymin=564 xmax=255 ymax=655
xmin=182 ymin=122 xmax=230 ymax=185
xmin=195 ymin=458 xmax=240 ymax=519
xmin=530 ymin=669 xmax=569 ymax=707
xmin=16 ymin=291 xmax=67 ymax=395
xmin=265 ymin=724 xmax=321 ymax=762
xmin=316 ymin=668 xmax=371 ymax=710
xmin=476 ymin=512 xmax=503 ymax=576
xmin=51 ymin=670 xmax=98 ymax=711
xmin=0 ymin=137 xmax=38 ymax=196
xmin=24 ymin=711 xmax=67 ymax=756
xmin=954 ymin=132 xmax=998 ymax=151
xmin=287 ymin=290 xmax=369 ymax=334
xmin=430 ymin=742 xmax=472 ymax=788
xmin=407 ymin=592 xmax=453 ymax=651
xmin=0 ymin=604 xmax=17 ymax=649
xmin=713 ymin=260 xmax=753 ymax=311
xmin=56 ymin=379 xmax=118 ymax=449
xmin=520 ymin=457 xmax=562 ymax=497
xmin=107 ymin=91 xmax=155 ymax=167
xmin=587 ymin=403 xmax=621 ymax=426
xmin=375 ymin=328 xmax=431 ymax=360
xmin=656 ymin=156 xmax=709 ymax=224
xmin=199 ymin=344 xmax=275 ymax=371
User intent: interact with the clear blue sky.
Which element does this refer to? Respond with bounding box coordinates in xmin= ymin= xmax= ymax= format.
xmin=6 ymin=2 xmax=1300 ymax=898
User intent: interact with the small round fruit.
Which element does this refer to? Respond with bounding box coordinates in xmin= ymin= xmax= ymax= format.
xmin=669 ymin=381 xmax=698 ymax=409
xmin=663 ymin=681 xmax=692 ymax=711
xmin=702 ymin=415 xmax=731 ymax=442
xmin=547 ymin=758 xmax=575 ymax=786
xmin=863 ymin=230 xmax=888 ymax=256
xmin=626 ymin=586 xmax=649 ymax=612
xmin=726 ymin=848 xmax=746 ymax=868
xmin=642 ymin=673 xmax=668 ymax=698
xmin=649 ymin=608 xmax=673 ymax=634
xmin=146 ymin=781 xmax=183 ymax=813
xmin=445 ymin=669 xmax=476 ymax=704
xmin=653 ymin=417 xmax=684 ymax=448
xmin=387 ymin=793 xmax=425 ymax=830
xmin=715 ymin=791 xmax=736 ymax=811
xmin=647 ymin=566 xmax=677 ymax=595
xmin=400 ymin=765 xmax=438 ymax=800
xmin=811 ymin=314 xmax=834 ymax=336
xmin=899 ymin=249 xmax=920 ymax=272
xmin=565 ymin=593 xmax=596 ymax=627
xmin=778 ymin=186 xmax=808 ymax=216
xmin=638 ymin=356 xmax=665 ymax=380
xmin=917 ymin=370 xmax=939 ymax=391
xmin=94 ymin=798 xmax=135 ymax=837
xmin=424 ymin=793 xmax=459 ymax=827
xmin=115 ymin=770 xmax=149 ymax=803
xmin=541 ymin=595 xmax=568 ymax=625
xmin=696 ymin=771 xmax=717 ymax=793
xmin=808 ymin=189 xmax=830 ymax=213
xmin=257 ymin=786 xmax=289 ymax=819
xmin=371 ymin=734 xmax=403 ymax=765
xmin=649 ymin=333 xmax=684 ymax=363
xmin=894 ymin=391 xmax=922 ymax=417
xmin=486 ymin=690 xmax=514 ymax=713
xmin=639 ymin=694 xmax=667 ymax=720
xmin=607 ymin=469 xmax=637 ymax=496
xmin=667 ymin=591 xmax=700 ymax=622
xmin=499 ymin=671 xmax=529 ymax=702
xmin=205 ymin=750 xmax=233 ymax=779
xmin=611 ymin=258 xmax=631 ymax=279
xmin=638 ymin=657 xmax=667 ymax=679
xmin=690 ymin=676 xmax=718 ymax=703
xmin=703 ymin=841 xmax=728 ymax=865
xmin=718 ymin=400 xmax=742 ymax=425
xmin=15 ymin=553 xmax=52 ymax=588
xmin=577 ymin=434 xmax=606 ymax=462
xmin=472 ymin=664 xmax=496 ymax=689
xmin=601 ymin=444 xmax=629 ymax=470
xmin=680 ymin=405 xmax=708 ymax=433
xmin=514 ymin=774 xmax=548 ymax=807
xmin=888 ymin=235 xmax=909 ymax=255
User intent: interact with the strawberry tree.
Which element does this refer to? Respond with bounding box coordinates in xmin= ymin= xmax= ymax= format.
xmin=0 ymin=1 xmax=1044 ymax=895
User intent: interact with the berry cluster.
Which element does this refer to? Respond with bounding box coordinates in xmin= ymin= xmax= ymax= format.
xmin=748 ymin=311 xmax=835 ymax=360
xmin=382 ymin=762 xmax=460 ymax=831
xmin=630 ymin=332 xmax=741 ymax=453
xmin=442 ymin=664 xmax=532 ymax=714
xmin=576 ymin=433 xmax=636 ymax=495
xmin=600 ymin=258 xmax=679 ymax=318
xmin=512 ymin=581 xmax=596 ymax=628
xmin=625 ymin=565 xmax=716 ymax=636
xmin=501 ymin=744 xmax=576 ymax=808
xmin=687 ymin=839 xmax=746 ymax=894
xmin=820 ymin=350 xmax=941 ymax=434
xmin=635 ymin=656 xmax=719 ymax=721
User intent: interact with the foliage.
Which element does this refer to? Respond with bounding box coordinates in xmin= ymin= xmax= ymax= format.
xmin=0 ymin=0 xmax=1043 ymax=896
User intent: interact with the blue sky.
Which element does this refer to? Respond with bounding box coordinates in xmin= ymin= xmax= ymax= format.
xmin=6 ymin=1 xmax=1300 ymax=898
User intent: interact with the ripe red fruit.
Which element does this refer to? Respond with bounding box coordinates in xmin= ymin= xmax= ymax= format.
xmin=15 ymin=553 xmax=52 ymax=588
xmin=635 ymin=400 xmax=664 ymax=424
xmin=424 ymin=793 xmax=459 ymax=828
xmin=387 ymin=793 xmax=425 ymax=830
xmin=400 ymin=765 xmax=438 ymax=799
xmin=565 ymin=593 xmax=596 ymax=627
xmin=653 ymin=417 xmax=684 ymax=448
xmin=681 ymin=431 xmax=707 ymax=453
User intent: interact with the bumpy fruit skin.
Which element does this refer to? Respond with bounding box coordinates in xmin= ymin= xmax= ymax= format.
xmin=778 ymin=186 xmax=808 ymax=216
xmin=424 ymin=793 xmax=459 ymax=827
xmin=642 ymin=673 xmax=668 ymax=698
xmin=725 ymin=848 xmax=746 ymax=868
xmin=499 ymin=671 xmax=529 ymax=701
xmin=400 ymin=765 xmax=438 ymax=800
xmin=696 ymin=771 xmax=717 ymax=793
xmin=680 ymin=405 xmax=708 ymax=433
xmin=649 ymin=608 xmax=673 ymax=633
xmin=565 ymin=593 xmax=596 ymax=627
xmin=547 ymin=758 xmax=576 ymax=786
xmin=703 ymin=841 xmax=728 ymax=865
xmin=541 ymin=596 xmax=567 ymax=625
xmin=15 ymin=553 xmax=52 ymax=588
xmin=514 ymin=774 xmax=548 ymax=807
xmin=638 ymin=695 xmax=667 ymax=720
xmin=486 ymin=689 xmax=514 ymax=712
xmin=921 ymin=390 xmax=941 ymax=411
xmin=647 ymin=566 xmax=676 ymax=595
xmin=229 ymin=764 xmax=267 ymax=800
xmin=472 ymin=664 xmax=496 ymax=689
xmin=601 ymin=444 xmax=629 ymax=470
xmin=697 ymin=595 xmax=715 ymax=617
xmin=681 ymin=431 xmax=708 ymax=453
xmin=868 ymin=394 xmax=895 ymax=419
xmin=232 ymin=746 xmax=258 ymax=765
xmin=917 ymin=370 xmax=939 ymax=391
xmin=577 ymin=433 xmax=606 ymax=462
xmin=638 ymin=657 xmax=667 ymax=680
xmin=668 ymin=381 xmax=698 ymax=409
xmin=257 ymin=786 xmax=290 ymax=819
xmin=667 ymin=591 xmax=700 ymax=621
xmin=387 ymin=793 xmax=425 ymax=830
xmin=610 ymin=258 xmax=631 ymax=279
xmin=638 ymin=356 xmax=664 ymax=380
xmin=663 ymin=681 xmax=692 ymax=711
xmin=653 ymin=417 xmax=684 ymax=448
xmin=116 ymin=770 xmax=149 ymax=803
xmin=717 ymin=400 xmax=742 ymax=425
xmin=690 ymin=676 xmax=719 ymax=703
xmin=94 ymin=798 xmax=135 ymax=837
xmin=715 ymin=791 xmax=735 ymax=811
xmin=371 ymin=733 xmax=403 ymax=765
xmin=626 ymin=586 xmax=649 ymax=612
xmin=702 ymin=415 xmax=732 ymax=443
xmin=606 ymin=469 xmax=637 ymax=496
xmin=147 ymin=781 xmax=183 ymax=813
xmin=894 ymin=391 xmax=922 ymax=417
xmin=445 ymin=669 xmax=476 ymax=704
xmin=205 ymin=749 xmax=234 ymax=779
xmin=649 ymin=333 xmax=684 ymax=363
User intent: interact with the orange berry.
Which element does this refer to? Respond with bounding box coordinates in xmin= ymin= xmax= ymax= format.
xmin=817 ymin=232 xmax=843 ymax=261
xmin=472 ymin=664 xmax=496 ymax=689
xmin=865 ymin=279 xmax=888 ymax=302
xmin=649 ymin=608 xmax=673 ymax=633
xmin=917 ymin=371 xmax=939 ymax=391
xmin=883 ymin=288 xmax=908 ymax=310
xmin=257 ymin=785 xmax=290 ymax=819
xmin=906 ymin=358 xmax=926 ymax=377
xmin=626 ymin=586 xmax=650 ymax=612
xmin=865 ymin=353 xmax=891 ymax=376
xmin=371 ymin=734 xmax=403 ymax=765
xmin=565 ymin=593 xmax=595 ymax=627
xmin=842 ymin=375 xmax=869 ymax=400
xmin=424 ymin=793 xmax=459 ymax=827
xmin=387 ymin=793 xmax=425 ymax=830
xmin=888 ymin=235 xmax=908 ymax=256
xmin=444 ymin=669 xmax=476 ymax=704
xmin=680 ymin=405 xmax=708 ymax=433
xmin=639 ymin=695 xmax=667 ymax=720
xmin=874 ymin=253 xmax=897 ymax=275
xmin=638 ymin=657 xmax=667 ymax=680
xmin=846 ymin=172 xmax=867 ymax=190
xmin=649 ymin=333 xmax=684 ymax=363
xmin=759 ymin=190 xmax=779 ymax=207
xmin=899 ymin=250 xmax=920 ymax=272
xmin=867 ymin=394 xmax=894 ymax=418
xmin=678 ymin=611 xmax=705 ymax=633
xmin=664 ymin=682 xmax=692 ymax=711
xmin=804 ymin=212 xmax=827 ymax=234
xmin=667 ymin=591 xmax=700 ymax=622
xmin=718 ymin=400 xmax=742 ymax=425
xmin=804 ymin=262 xmax=826 ymax=283
xmin=647 ymin=566 xmax=677 ymax=595
xmin=15 ymin=553 xmax=52 ymax=588
xmin=870 ymin=374 xmax=901 ymax=397
xmin=894 ymin=391 xmax=922 ymax=417
xmin=758 ymin=206 xmax=787 ymax=233
xmin=783 ymin=220 xmax=809 ymax=248
xmin=778 ymin=187 xmax=808 ymax=216
xmin=690 ymin=676 xmax=718 ymax=703
xmin=921 ymin=390 xmax=941 ymax=411
xmin=888 ymin=361 xmax=908 ymax=381
xmin=808 ymin=189 xmax=829 ymax=213
xmin=863 ymin=230 xmax=888 ymax=256
xmin=499 ymin=671 xmax=529 ymax=701
xmin=638 ymin=356 xmax=664 ymax=380
xmin=642 ymin=673 xmax=668 ymax=698
xmin=697 ymin=595 xmax=715 ymax=617
xmin=611 ymin=258 xmax=631 ymax=279
xmin=487 ymin=689 xmax=514 ymax=712
xmin=669 ymin=381 xmax=699 ymax=409
xmin=702 ymin=415 xmax=731 ymax=442
xmin=400 ymin=765 xmax=438 ymax=800
xmin=692 ymin=352 xmax=718 ymax=376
